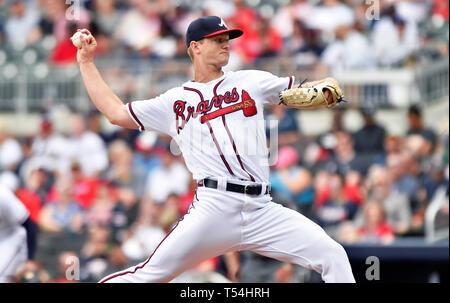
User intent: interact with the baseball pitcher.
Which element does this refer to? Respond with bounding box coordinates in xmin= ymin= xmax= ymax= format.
xmin=74 ymin=16 xmax=354 ymax=283
xmin=0 ymin=185 xmax=35 ymax=282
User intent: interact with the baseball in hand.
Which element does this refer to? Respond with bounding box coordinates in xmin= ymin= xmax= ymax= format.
xmin=71 ymin=31 xmax=87 ymax=48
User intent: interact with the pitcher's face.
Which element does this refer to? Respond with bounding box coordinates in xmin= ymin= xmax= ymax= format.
xmin=198 ymin=33 xmax=230 ymax=67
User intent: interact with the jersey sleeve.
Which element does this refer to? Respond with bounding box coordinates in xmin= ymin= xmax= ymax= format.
xmin=257 ymin=71 xmax=295 ymax=105
xmin=0 ymin=186 xmax=29 ymax=225
xmin=126 ymin=89 xmax=175 ymax=135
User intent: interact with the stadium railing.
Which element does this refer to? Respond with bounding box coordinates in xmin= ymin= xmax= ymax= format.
xmin=0 ymin=57 xmax=448 ymax=113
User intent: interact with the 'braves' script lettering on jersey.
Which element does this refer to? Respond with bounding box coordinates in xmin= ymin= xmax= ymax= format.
xmin=174 ymin=88 xmax=257 ymax=134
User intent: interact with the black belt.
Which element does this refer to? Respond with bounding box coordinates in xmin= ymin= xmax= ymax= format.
xmin=198 ymin=178 xmax=270 ymax=196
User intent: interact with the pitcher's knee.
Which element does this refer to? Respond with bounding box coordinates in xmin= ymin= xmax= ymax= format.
xmin=318 ymin=236 xmax=350 ymax=265
xmin=310 ymin=236 xmax=354 ymax=282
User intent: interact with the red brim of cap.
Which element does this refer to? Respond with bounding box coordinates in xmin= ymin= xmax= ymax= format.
xmin=203 ymin=29 xmax=243 ymax=40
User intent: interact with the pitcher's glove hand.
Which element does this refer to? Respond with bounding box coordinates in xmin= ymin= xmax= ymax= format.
xmin=279 ymin=81 xmax=345 ymax=109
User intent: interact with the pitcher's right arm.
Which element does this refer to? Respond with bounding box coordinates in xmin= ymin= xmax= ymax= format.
xmin=75 ymin=29 xmax=138 ymax=130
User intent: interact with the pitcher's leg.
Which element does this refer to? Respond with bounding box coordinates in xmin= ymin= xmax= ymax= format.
xmin=242 ymin=202 xmax=355 ymax=283
xmin=100 ymin=198 xmax=241 ymax=283
xmin=0 ymin=228 xmax=27 ymax=283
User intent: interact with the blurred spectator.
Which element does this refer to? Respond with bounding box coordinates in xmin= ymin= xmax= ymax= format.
xmin=321 ymin=24 xmax=375 ymax=72
xmin=387 ymin=152 xmax=421 ymax=210
xmin=371 ymin=5 xmax=420 ymax=66
xmin=291 ymin=25 xmax=325 ymax=68
xmin=307 ymin=0 xmax=355 ymax=34
xmin=373 ymin=135 xmax=404 ymax=166
xmin=169 ymin=3 xmax=198 ymax=37
xmin=64 ymin=161 xmax=101 ymax=209
xmin=395 ymin=0 xmax=431 ymax=25
xmin=91 ymin=0 xmax=122 ymax=36
xmin=32 ymin=0 xmax=91 ymax=65
xmin=145 ymin=148 xmax=190 ymax=204
xmin=133 ymin=132 xmax=164 ymax=174
xmin=84 ymin=182 xmax=117 ymax=228
xmin=173 ymin=33 xmax=191 ymax=60
xmin=12 ymin=260 xmax=51 ymax=283
xmin=202 ymin=0 xmax=235 ymax=19
xmin=0 ymin=121 xmax=23 ymax=172
xmin=353 ymin=107 xmax=386 ymax=156
xmin=103 ymin=139 xmax=146 ymax=198
xmin=38 ymin=177 xmax=84 ymax=233
xmin=313 ymin=169 xmax=331 ymax=206
xmin=314 ymin=173 xmax=359 ymax=235
xmin=112 ymin=186 xmax=140 ymax=240
xmin=36 ymin=0 xmax=90 ymax=42
xmin=51 ymin=251 xmax=80 ymax=283
xmin=121 ymin=197 xmax=165 ymax=262
xmin=226 ymin=0 xmax=259 ymax=64
xmin=266 ymin=105 xmax=301 ymax=146
xmin=48 ymin=21 xmax=79 ymax=65
xmin=151 ymin=16 xmax=178 ymax=59
xmin=344 ymin=170 xmax=364 ymax=205
xmin=87 ymin=110 xmax=140 ymax=147
xmin=30 ymin=119 xmax=72 ymax=175
xmin=114 ymin=0 xmax=161 ymax=53
xmin=271 ymin=0 xmax=314 ymax=41
xmin=406 ymin=105 xmax=438 ymax=152
xmin=15 ymin=169 xmax=44 ymax=224
xmin=319 ymin=130 xmax=367 ymax=176
xmin=79 ymin=225 xmax=115 ymax=282
xmin=68 ymin=114 xmax=109 ymax=177
xmin=357 ymin=201 xmax=395 ymax=244
xmin=282 ymin=19 xmax=308 ymax=56
xmin=270 ymin=145 xmax=314 ymax=217
xmin=432 ymin=0 xmax=449 ymax=20
xmin=358 ymin=165 xmax=412 ymax=235
xmin=255 ymin=16 xmax=283 ymax=60
xmin=86 ymin=110 xmax=111 ymax=143
xmin=3 ymin=0 xmax=40 ymax=49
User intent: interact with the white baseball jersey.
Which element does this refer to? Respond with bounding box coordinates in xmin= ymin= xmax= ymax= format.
xmin=100 ymin=70 xmax=355 ymax=283
xmin=0 ymin=185 xmax=28 ymax=239
xmin=126 ymin=70 xmax=295 ymax=182
xmin=0 ymin=185 xmax=29 ymax=282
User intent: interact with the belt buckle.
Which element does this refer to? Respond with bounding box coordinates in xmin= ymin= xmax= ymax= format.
xmin=244 ymin=184 xmax=249 ymax=195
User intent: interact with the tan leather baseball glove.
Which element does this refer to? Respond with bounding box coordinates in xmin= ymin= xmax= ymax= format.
xmin=279 ymin=81 xmax=345 ymax=109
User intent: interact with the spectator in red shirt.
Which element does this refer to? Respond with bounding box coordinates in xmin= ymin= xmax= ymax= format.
xmin=358 ymin=201 xmax=395 ymax=244
xmin=13 ymin=166 xmax=50 ymax=224
xmin=226 ymin=0 xmax=259 ymax=64
xmin=344 ymin=170 xmax=364 ymax=205
xmin=432 ymin=0 xmax=449 ymax=20
xmin=255 ymin=16 xmax=283 ymax=60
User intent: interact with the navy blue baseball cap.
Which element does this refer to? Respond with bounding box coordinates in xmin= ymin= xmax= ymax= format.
xmin=186 ymin=16 xmax=243 ymax=48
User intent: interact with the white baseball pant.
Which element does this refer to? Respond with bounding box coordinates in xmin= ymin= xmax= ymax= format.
xmin=100 ymin=180 xmax=355 ymax=283
xmin=0 ymin=227 xmax=28 ymax=283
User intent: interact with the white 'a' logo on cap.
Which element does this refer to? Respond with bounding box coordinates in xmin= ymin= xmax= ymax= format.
xmin=219 ymin=18 xmax=227 ymax=28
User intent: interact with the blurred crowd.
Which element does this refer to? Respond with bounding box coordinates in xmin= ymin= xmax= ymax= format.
xmin=0 ymin=102 xmax=448 ymax=282
xmin=0 ymin=0 xmax=448 ymax=71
